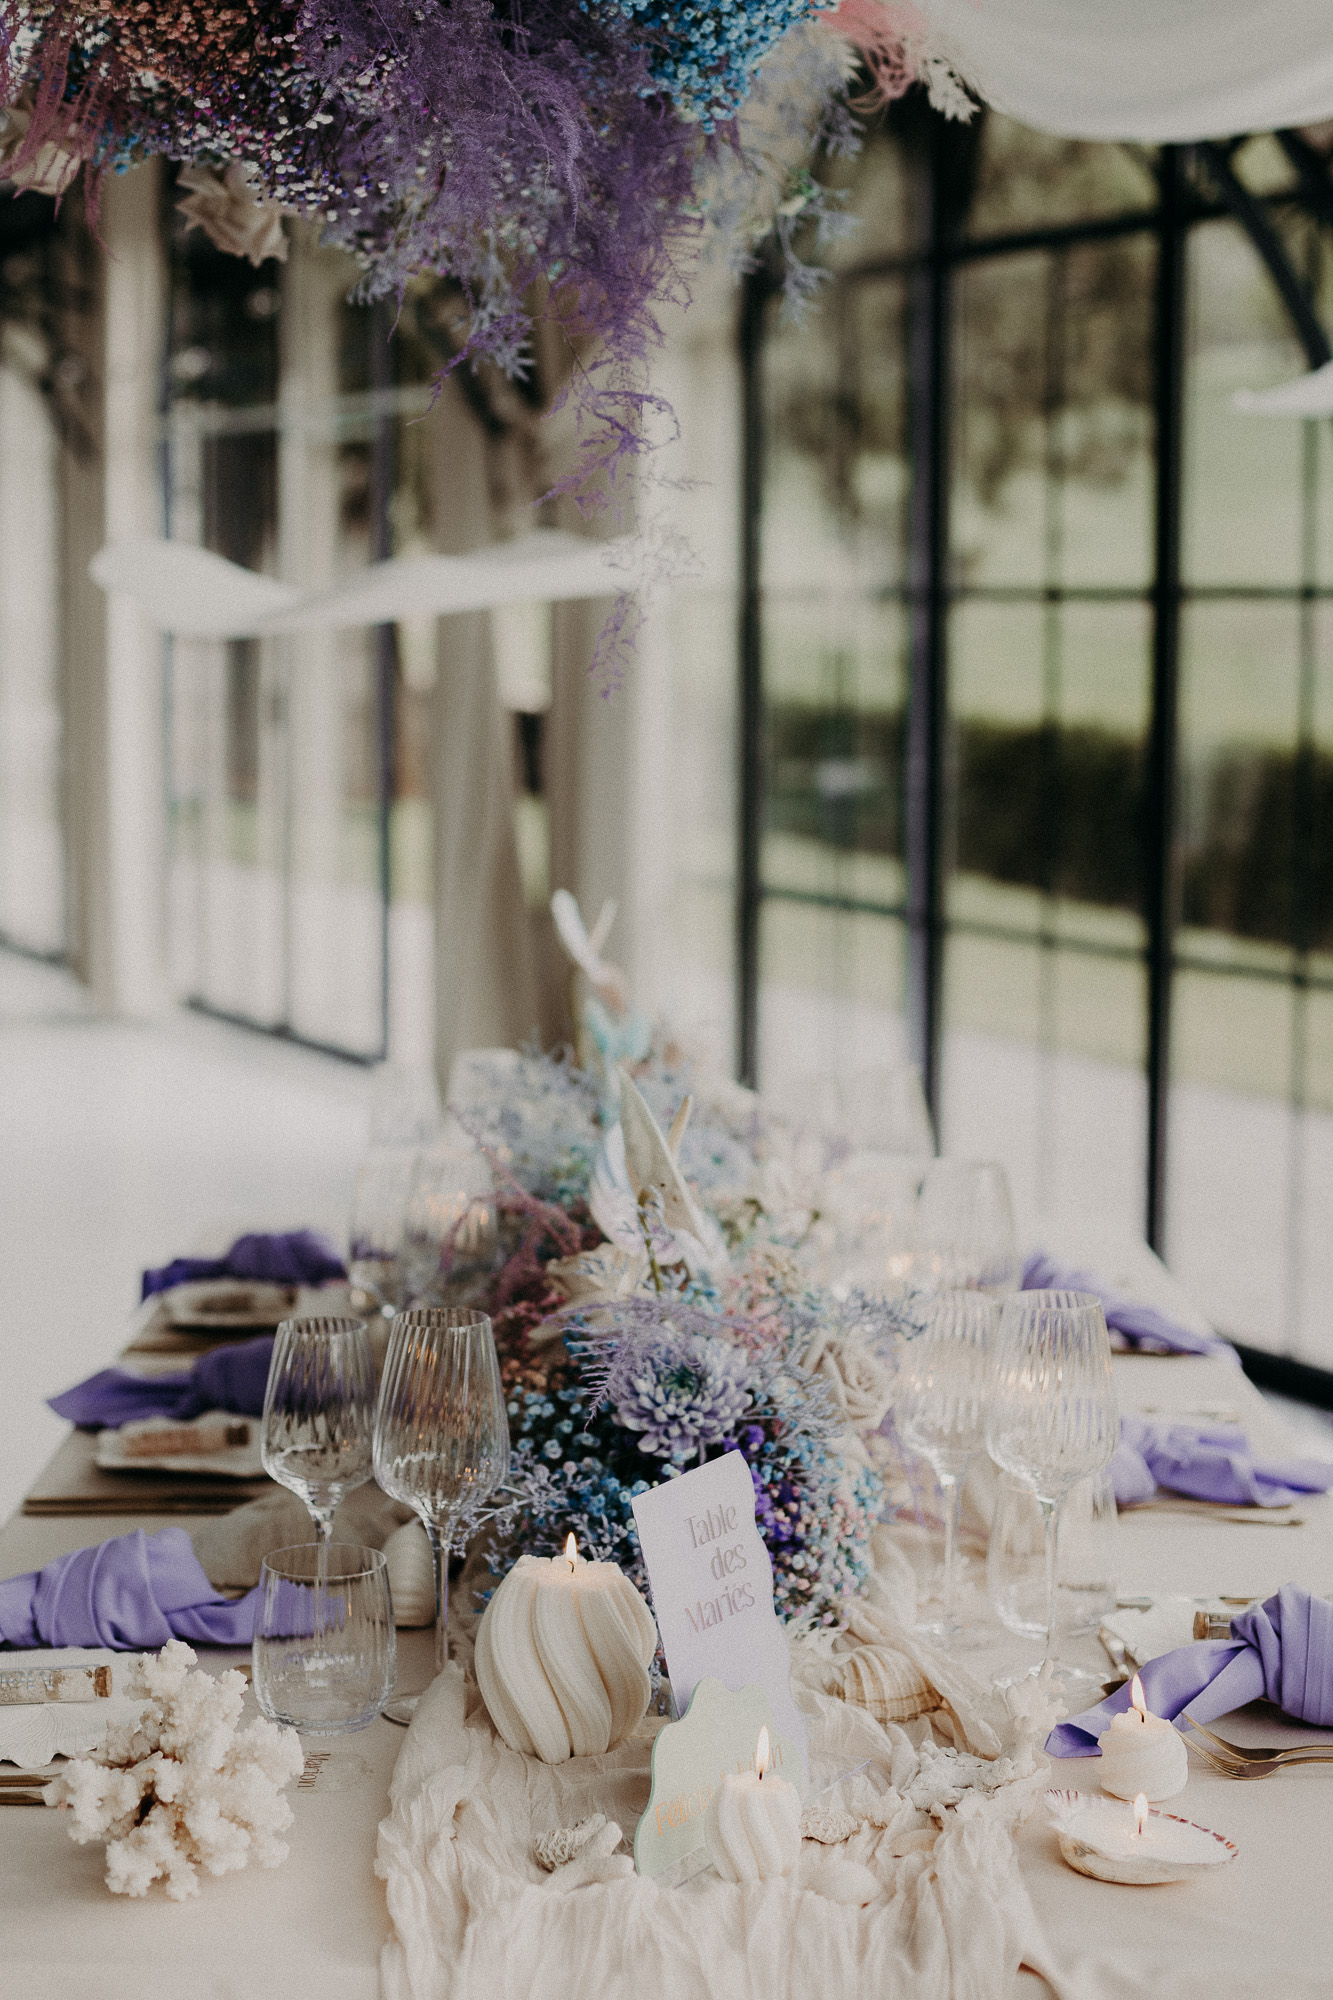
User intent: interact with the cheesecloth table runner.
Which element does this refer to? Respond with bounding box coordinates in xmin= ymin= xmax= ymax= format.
xmin=375 ymin=1648 xmax=1075 ymax=2000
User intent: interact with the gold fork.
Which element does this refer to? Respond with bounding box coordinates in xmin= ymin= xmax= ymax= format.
xmin=1182 ymin=1712 xmax=1333 ymax=1765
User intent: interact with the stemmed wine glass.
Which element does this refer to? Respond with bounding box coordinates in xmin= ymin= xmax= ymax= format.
xmin=348 ymin=1147 xmax=418 ymax=1318
xmin=373 ymin=1306 xmax=510 ymax=1724
xmin=916 ymin=1159 xmax=1020 ymax=1295
xmin=261 ymin=1315 xmax=377 ymax=1545
xmin=895 ymin=1290 xmax=997 ymax=1642
xmin=984 ymin=1289 xmax=1118 ymax=1688
xmin=399 ymin=1142 xmax=498 ymax=1308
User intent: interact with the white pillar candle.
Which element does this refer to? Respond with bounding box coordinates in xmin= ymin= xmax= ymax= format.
xmin=1097 ymin=1674 xmax=1189 ymax=1801
xmin=475 ymin=1534 xmax=657 ymax=1764
xmin=703 ymin=1726 xmax=802 ymax=1882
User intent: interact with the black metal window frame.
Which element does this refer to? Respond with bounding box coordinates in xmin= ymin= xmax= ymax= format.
xmin=736 ymin=118 xmax=1333 ymax=1378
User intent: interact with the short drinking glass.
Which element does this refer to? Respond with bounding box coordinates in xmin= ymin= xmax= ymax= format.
xmin=253 ymin=1542 xmax=396 ymax=1734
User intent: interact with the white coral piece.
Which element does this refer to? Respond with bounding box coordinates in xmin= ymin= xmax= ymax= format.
xmin=42 ymin=1639 xmax=303 ymax=1901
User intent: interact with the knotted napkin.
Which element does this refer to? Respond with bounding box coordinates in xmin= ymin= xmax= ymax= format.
xmin=1110 ymin=1414 xmax=1333 ymax=1508
xmin=1021 ymin=1250 xmax=1237 ymax=1361
xmin=48 ymin=1335 xmax=275 ymax=1430
xmin=0 ymin=1528 xmax=259 ymax=1649
xmin=141 ymin=1228 xmax=345 ymax=1301
xmin=1046 ymin=1584 xmax=1333 ymax=1754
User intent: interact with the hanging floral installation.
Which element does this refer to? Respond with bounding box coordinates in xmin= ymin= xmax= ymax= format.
xmin=0 ymin=2 xmax=970 ymax=485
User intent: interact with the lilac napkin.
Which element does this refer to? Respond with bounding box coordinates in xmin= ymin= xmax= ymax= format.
xmin=0 ymin=1528 xmax=259 ymax=1649
xmin=1047 ymin=1584 xmax=1333 ymax=1754
xmin=48 ymin=1336 xmax=275 ymax=1430
xmin=1110 ymin=1414 xmax=1333 ymax=1509
xmin=141 ymin=1228 xmax=346 ymax=1301
xmin=1021 ymin=1250 xmax=1238 ymax=1362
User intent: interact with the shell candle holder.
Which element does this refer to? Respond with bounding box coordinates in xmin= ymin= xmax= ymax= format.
xmin=474 ymin=1535 xmax=657 ymax=1764
xmin=703 ymin=1726 xmax=802 ymax=1883
xmin=1096 ymin=1674 xmax=1189 ymax=1801
xmin=1046 ymin=1790 xmax=1238 ymax=1886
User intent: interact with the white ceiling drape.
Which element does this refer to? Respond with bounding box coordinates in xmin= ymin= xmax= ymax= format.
xmin=915 ymin=0 xmax=1333 ymax=142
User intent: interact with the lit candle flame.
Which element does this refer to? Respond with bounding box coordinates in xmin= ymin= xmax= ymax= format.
xmin=1133 ymin=1793 xmax=1148 ymax=1838
xmin=755 ymin=1726 xmax=771 ymax=1780
xmin=564 ymin=1533 xmax=577 ymax=1572
xmin=1130 ymin=1673 xmax=1147 ymax=1722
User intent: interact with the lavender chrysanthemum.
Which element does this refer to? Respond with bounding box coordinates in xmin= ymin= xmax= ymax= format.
xmin=611 ymin=1327 xmax=751 ymax=1461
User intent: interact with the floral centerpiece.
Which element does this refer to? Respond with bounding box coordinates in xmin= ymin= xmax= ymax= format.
xmin=0 ymin=3 xmax=969 ymax=494
xmin=446 ymin=962 xmax=924 ymax=1629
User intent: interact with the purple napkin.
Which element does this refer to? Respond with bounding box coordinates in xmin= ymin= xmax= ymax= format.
xmin=141 ymin=1228 xmax=345 ymax=1301
xmin=48 ymin=1336 xmax=275 ymax=1430
xmin=0 ymin=1528 xmax=259 ymax=1649
xmin=1111 ymin=1414 xmax=1333 ymax=1509
xmin=1021 ymin=1250 xmax=1238 ymax=1362
xmin=1047 ymin=1584 xmax=1333 ymax=1755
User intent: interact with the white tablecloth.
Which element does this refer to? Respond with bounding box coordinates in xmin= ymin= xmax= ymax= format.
xmin=2 ymin=1352 xmax=1331 ymax=1997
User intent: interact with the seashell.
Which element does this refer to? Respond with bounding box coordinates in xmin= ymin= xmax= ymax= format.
xmin=383 ymin=1520 xmax=435 ymax=1628
xmin=534 ymin=1813 xmax=622 ymax=1871
xmin=800 ymin=1804 xmax=862 ymax=1845
xmin=474 ymin=1551 xmax=658 ymax=1764
xmin=832 ymin=1645 xmax=941 ymax=1726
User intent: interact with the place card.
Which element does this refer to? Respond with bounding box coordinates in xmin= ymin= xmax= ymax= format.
xmin=631 ymin=1449 xmax=809 ymax=1782
xmin=633 ymin=1677 xmax=803 ymax=1881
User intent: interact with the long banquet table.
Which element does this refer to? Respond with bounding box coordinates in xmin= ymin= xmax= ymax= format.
xmin=3 ymin=1334 xmax=1332 ymax=1997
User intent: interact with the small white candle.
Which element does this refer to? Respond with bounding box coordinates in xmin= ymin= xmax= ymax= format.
xmin=703 ymin=1725 xmax=802 ymax=1883
xmin=1046 ymin=1787 xmax=1238 ymax=1886
xmin=1097 ymin=1673 xmax=1189 ymax=1801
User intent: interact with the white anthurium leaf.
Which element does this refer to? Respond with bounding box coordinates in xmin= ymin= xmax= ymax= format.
xmin=551 ymin=889 xmax=600 ymax=978
xmin=618 ymin=1068 xmax=714 ymax=1247
xmin=585 ymin=899 xmax=617 ymax=961
xmin=589 ymin=1123 xmax=642 ymax=1252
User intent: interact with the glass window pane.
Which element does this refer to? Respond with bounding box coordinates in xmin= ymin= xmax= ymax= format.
xmin=1183 ymin=218 xmax=1309 ymax=587
xmin=1178 ymin=600 xmax=1302 ymax=964
xmin=966 ymin=118 xmax=1157 ymax=235
xmin=953 ymin=240 xmax=1153 ymax=589
xmin=758 ymin=899 xmax=907 ymax=1085
xmin=1167 ymin=972 xmax=1297 ymax=1347
xmin=941 ymin=933 xmax=1147 ymax=1238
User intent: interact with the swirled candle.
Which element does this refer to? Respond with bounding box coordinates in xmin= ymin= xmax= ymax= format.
xmin=1097 ymin=1674 xmax=1189 ymax=1801
xmin=475 ymin=1534 xmax=657 ymax=1764
xmin=703 ymin=1726 xmax=802 ymax=1882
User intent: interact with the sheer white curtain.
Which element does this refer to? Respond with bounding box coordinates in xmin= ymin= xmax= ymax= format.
xmin=917 ymin=0 xmax=1333 ymax=141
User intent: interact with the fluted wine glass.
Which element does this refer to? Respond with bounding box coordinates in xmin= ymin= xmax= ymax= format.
xmin=261 ymin=1316 xmax=377 ymax=1545
xmin=984 ymin=1289 xmax=1118 ymax=1688
xmin=916 ymin=1159 xmax=1020 ymax=1295
xmin=373 ymin=1306 xmax=510 ymax=1723
xmin=895 ymin=1290 xmax=997 ymax=1642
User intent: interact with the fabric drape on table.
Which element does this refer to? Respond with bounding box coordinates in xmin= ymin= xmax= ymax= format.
xmin=1021 ymin=1250 xmax=1237 ymax=1361
xmin=915 ymin=0 xmax=1333 ymax=141
xmin=0 ymin=1528 xmax=259 ymax=1648
xmin=48 ymin=1335 xmax=275 ymax=1428
xmin=1047 ymin=1583 xmax=1333 ymax=1754
xmin=141 ymin=1228 xmax=345 ymax=1300
xmin=1110 ymin=1415 xmax=1333 ymax=1509
xmin=375 ymin=1657 xmax=1074 ymax=2000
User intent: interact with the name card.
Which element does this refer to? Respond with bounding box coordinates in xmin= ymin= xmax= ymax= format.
xmin=633 ymin=1677 xmax=802 ymax=1880
xmin=631 ymin=1449 xmax=808 ymax=1782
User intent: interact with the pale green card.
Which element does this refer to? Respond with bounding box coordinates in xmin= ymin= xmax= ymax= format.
xmin=633 ymin=1676 xmax=807 ymax=1881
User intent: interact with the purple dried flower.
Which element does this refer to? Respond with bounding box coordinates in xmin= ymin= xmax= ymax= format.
xmin=610 ymin=1326 xmax=751 ymax=1462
